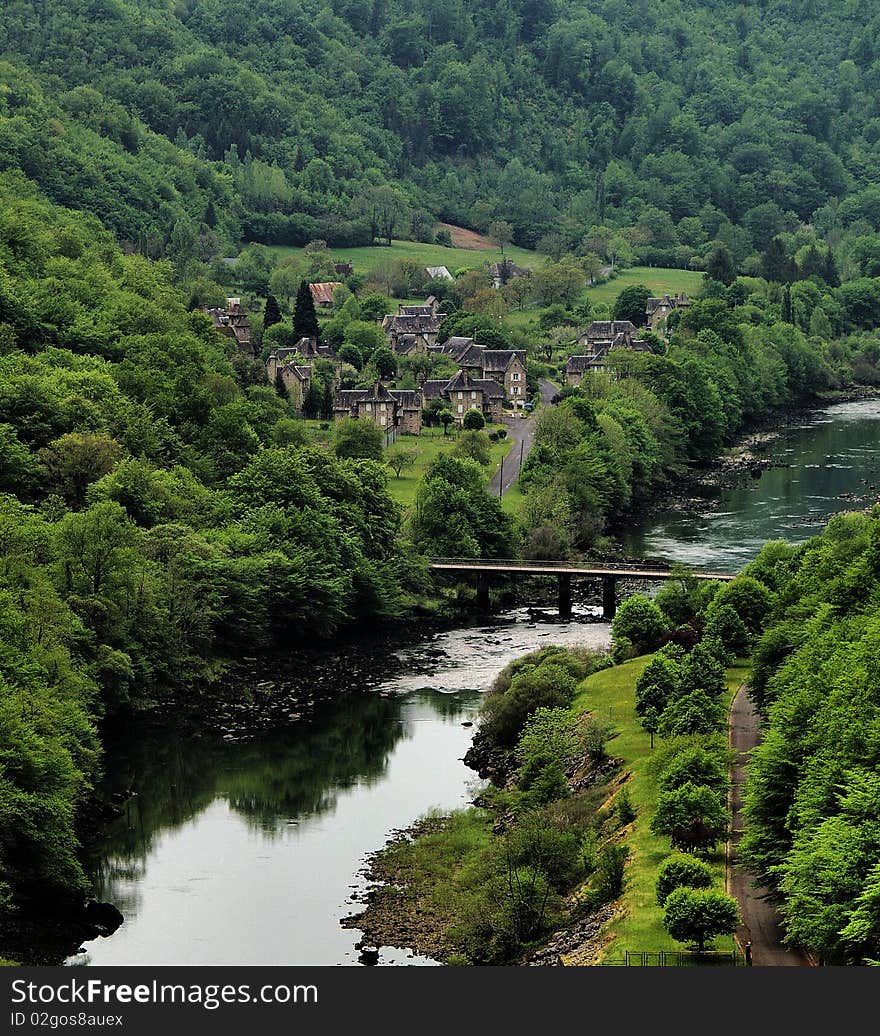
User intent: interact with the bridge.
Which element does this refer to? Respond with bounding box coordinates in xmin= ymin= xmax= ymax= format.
xmin=428 ymin=558 xmax=736 ymax=619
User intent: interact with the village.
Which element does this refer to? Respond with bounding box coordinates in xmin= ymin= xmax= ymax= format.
xmin=202 ymin=261 xmax=691 ymax=441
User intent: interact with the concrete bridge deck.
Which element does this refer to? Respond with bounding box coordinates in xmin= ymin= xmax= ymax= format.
xmin=428 ymin=558 xmax=737 ymax=618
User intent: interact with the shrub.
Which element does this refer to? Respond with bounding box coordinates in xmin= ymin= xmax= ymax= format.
xmin=462 ymin=408 xmax=486 ymax=430
xmin=616 ymin=787 xmax=637 ymax=826
xmin=707 ymin=576 xmax=773 ymax=635
xmin=332 ymin=417 xmax=384 ymax=460
xmin=656 ymin=856 xmax=714 ymax=905
xmin=480 ymin=661 xmax=578 ymax=748
xmin=497 ymin=428 xmax=507 ymax=440
xmin=650 ymin=782 xmax=730 ymax=852
xmin=663 ymin=888 xmax=740 ymax=952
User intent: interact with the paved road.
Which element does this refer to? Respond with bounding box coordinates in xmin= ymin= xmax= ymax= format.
xmin=728 ymin=686 xmax=812 ymax=966
xmin=487 ymin=379 xmax=558 ymax=497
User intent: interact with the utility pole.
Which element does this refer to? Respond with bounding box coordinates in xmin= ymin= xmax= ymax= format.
xmin=519 ymin=439 xmax=525 ymax=472
xmin=498 ymin=454 xmax=504 ymax=497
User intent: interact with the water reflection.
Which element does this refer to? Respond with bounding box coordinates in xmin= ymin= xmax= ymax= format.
xmin=71 ymin=613 xmax=609 ymax=966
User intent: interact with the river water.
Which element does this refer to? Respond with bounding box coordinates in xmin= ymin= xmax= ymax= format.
xmin=66 ymin=398 xmax=880 ymax=967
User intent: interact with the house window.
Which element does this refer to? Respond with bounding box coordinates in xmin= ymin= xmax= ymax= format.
xmin=380 ymin=415 xmax=387 ymax=426
xmin=457 ymin=404 xmax=464 ymax=413
xmin=512 ymin=387 xmax=520 ymax=395
xmin=365 ymin=403 xmax=372 ymax=412
xmin=457 ymin=392 xmax=463 ymax=400
xmin=471 ymin=391 xmax=477 ymax=399
xmin=511 ymin=372 xmax=520 ymax=381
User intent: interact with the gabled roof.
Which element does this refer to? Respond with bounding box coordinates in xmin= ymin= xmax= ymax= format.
xmin=566 ymin=355 xmax=597 ymax=373
xmin=389 ymin=389 xmax=421 ymax=407
xmin=309 ymin=282 xmax=341 ymax=305
xmin=363 ymin=380 xmax=396 ymax=402
xmin=581 ymin=320 xmax=637 ymax=340
xmin=482 ymin=349 xmax=526 ymax=372
xmin=425 ymin=265 xmax=454 ymax=281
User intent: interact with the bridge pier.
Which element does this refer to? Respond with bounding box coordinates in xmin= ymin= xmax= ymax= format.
xmin=602 ymin=575 xmax=617 ymax=620
xmin=558 ymin=573 xmax=572 ymax=619
xmin=476 ymin=573 xmax=490 ymax=611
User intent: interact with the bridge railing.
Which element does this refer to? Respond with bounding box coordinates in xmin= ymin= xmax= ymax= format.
xmin=427 ymin=556 xmax=676 ymax=571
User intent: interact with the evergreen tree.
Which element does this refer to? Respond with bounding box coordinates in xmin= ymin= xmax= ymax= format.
xmin=263 ymin=293 xmax=283 ymax=333
xmin=800 ymin=243 xmax=825 ymax=280
xmin=292 ymin=280 xmax=320 ymax=342
xmin=823 ymin=249 xmax=841 ymax=288
xmin=762 ymin=237 xmax=794 ymax=283
xmin=204 ymin=199 xmax=217 ymax=229
xmin=706 ymin=243 xmax=736 ymax=286
xmin=274 ymin=369 xmax=289 ymax=399
xmin=809 ymin=306 xmax=833 ymax=339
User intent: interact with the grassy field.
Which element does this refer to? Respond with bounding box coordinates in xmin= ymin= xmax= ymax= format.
xmin=568 ymin=655 xmax=748 ymax=963
xmin=300 ymin=419 xmax=513 ymax=509
xmin=265 ymin=239 xmax=542 ymax=277
xmin=383 ymin=425 xmax=514 ymax=508
xmin=585 ymin=266 xmax=705 ymax=307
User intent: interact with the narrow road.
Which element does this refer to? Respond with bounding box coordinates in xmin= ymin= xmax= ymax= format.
xmin=728 ymin=686 xmax=812 ymax=966
xmin=487 ymin=379 xmax=558 ymax=497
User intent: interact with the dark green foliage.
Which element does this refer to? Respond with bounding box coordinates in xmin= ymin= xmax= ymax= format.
xmin=616 ymin=786 xmax=637 ymax=826
xmin=262 ymin=294 xmax=282 ymax=332
xmin=658 ymin=746 xmax=730 ymax=798
xmin=634 ymin=654 xmax=680 ymax=718
xmin=662 ymin=888 xmax=740 ymax=952
xmin=702 ymin=603 xmax=750 ymax=655
xmin=292 ymin=280 xmax=320 ymax=341
xmin=656 ymin=856 xmax=714 ymax=906
xmin=612 ymin=285 xmax=651 ymax=326
xmin=658 ymin=690 xmax=725 ymax=738
xmin=410 ymin=455 xmax=515 ymax=560
xmin=480 ymin=662 xmax=578 ymax=750
xmin=462 ymin=408 xmax=486 ymax=431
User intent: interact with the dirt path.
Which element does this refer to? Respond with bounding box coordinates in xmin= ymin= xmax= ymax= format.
xmin=487 ymin=380 xmax=557 ymax=497
xmin=728 ymin=686 xmax=812 ymax=966
xmin=438 ymin=223 xmax=494 ymax=249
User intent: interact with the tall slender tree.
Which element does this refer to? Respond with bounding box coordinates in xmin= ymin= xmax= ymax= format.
xmin=292 ymin=279 xmax=320 ymax=341
xmin=321 ymin=379 xmax=334 ymax=421
xmin=263 ymin=293 xmax=282 ymax=333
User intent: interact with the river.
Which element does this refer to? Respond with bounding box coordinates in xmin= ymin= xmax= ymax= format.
xmin=63 ymin=398 xmax=880 ymax=967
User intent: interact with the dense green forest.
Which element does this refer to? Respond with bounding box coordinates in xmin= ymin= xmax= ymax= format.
xmin=742 ymin=516 xmax=880 ymax=964
xmin=4 ymin=0 xmax=880 ymax=272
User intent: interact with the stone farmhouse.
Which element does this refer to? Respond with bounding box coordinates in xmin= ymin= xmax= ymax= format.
xmin=382 ymin=312 xmax=441 ymax=353
xmin=487 ymin=258 xmax=529 ymax=289
xmin=432 ymin=337 xmax=527 ymax=407
xmin=422 ymin=369 xmax=505 ymax=424
xmin=334 ymin=381 xmax=423 ymax=435
xmin=645 ymin=292 xmax=690 ymax=333
xmin=203 ymin=298 xmax=254 ymax=355
xmin=265 ymin=350 xmax=312 ymax=409
xmin=565 ymin=320 xmax=652 ymax=384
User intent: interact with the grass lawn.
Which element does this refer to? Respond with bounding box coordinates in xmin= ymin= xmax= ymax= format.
xmin=384 ymin=424 xmax=514 ymax=508
xmin=568 ymin=655 xmax=748 ymax=963
xmin=264 ymin=239 xmax=542 ymax=277
xmin=585 ymin=266 xmax=705 ymax=308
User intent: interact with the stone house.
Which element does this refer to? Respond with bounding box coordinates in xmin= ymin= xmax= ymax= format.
xmin=645 ymin=292 xmax=690 ymax=333
xmin=487 ymin=259 xmax=529 ymax=289
xmin=334 ymin=262 xmax=354 ymax=277
xmin=421 ymin=370 xmax=505 ymax=424
xmin=564 ymin=355 xmax=599 ymax=387
xmin=433 ymin=339 xmax=527 ymax=407
xmin=263 ymin=352 xmax=312 ymax=410
xmin=382 ymin=312 xmax=441 ymax=353
xmin=333 ymin=381 xmax=422 ymax=435
xmin=203 ymin=298 xmax=254 ymax=356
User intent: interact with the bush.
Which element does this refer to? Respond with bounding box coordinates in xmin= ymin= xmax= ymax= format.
xmin=616 ymin=787 xmax=637 ymax=826
xmin=663 ymin=888 xmax=740 ymax=952
xmin=650 ymin=782 xmax=730 ymax=852
xmin=462 ymin=408 xmax=486 ymax=430
xmin=497 ymin=428 xmax=507 ymax=440
xmin=656 ymin=856 xmax=715 ymax=905
xmin=707 ymin=576 xmax=773 ymax=635
xmin=332 ymin=417 xmax=384 ymax=460
xmin=634 ymin=654 xmax=680 ymax=717
xmin=480 ymin=661 xmax=578 ymax=748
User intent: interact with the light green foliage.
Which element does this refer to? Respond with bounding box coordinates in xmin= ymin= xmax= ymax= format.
xmin=662 ymin=888 xmax=740 ymax=952
xmin=650 ymin=782 xmax=730 ymax=852
xmin=332 ymin=417 xmax=385 ymax=460
xmin=611 ymin=595 xmax=669 ymax=655
xmin=655 ymin=856 xmax=714 ymax=906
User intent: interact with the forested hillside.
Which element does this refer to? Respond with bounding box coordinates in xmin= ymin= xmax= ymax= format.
xmin=741 ymin=517 xmax=880 ymax=965
xmin=3 ymin=0 xmax=880 ymax=270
